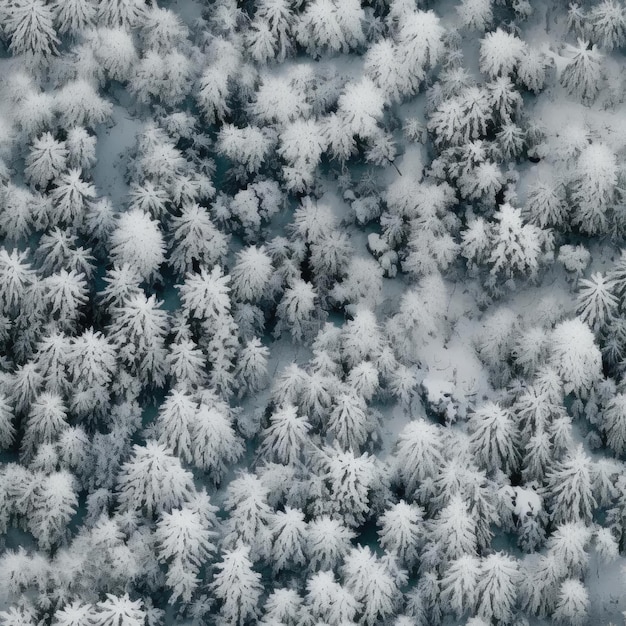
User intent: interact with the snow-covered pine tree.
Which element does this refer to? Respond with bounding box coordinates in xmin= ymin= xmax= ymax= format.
xmin=116 ymin=441 xmax=194 ymax=517
xmin=295 ymin=0 xmax=365 ymax=57
xmin=548 ymin=319 xmax=602 ymax=397
xmin=94 ymin=27 xmax=136 ymax=83
xmin=189 ymin=398 xmax=244 ymax=483
xmin=97 ymin=0 xmax=144 ymax=29
xmin=110 ymin=210 xmax=165 ymax=283
xmin=167 ymin=337 xmax=207 ymax=389
xmin=261 ymin=588 xmax=305 ymax=626
xmin=468 ymin=402 xmax=520 ymax=474
xmin=0 ymin=394 xmax=15 ymax=450
xmin=28 ymin=470 xmax=78 ymax=550
xmin=222 ymin=472 xmax=273 ymax=560
xmin=571 ymin=142 xmax=618 ymax=235
xmin=21 ymin=391 xmax=68 ymax=462
xmin=378 ymin=500 xmax=424 ymax=568
xmin=487 ymin=203 xmax=545 ymax=282
xmin=211 ymin=545 xmax=263 ymax=626
xmin=553 ymin=579 xmax=589 ymax=626
xmin=576 ymin=272 xmax=618 ymax=330
xmin=269 ymin=507 xmax=307 ymax=573
xmin=479 ymin=28 xmax=527 ymax=78
xmin=52 ymin=602 xmax=97 ymax=626
xmin=25 ymin=133 xmax=68 ymax=189
xmin=55 ymin=79 xmax=113 ymax=128
xmin=306 ymin=515 xmax=355 ymax=572
xmin=155 ymin=505 xmax=216 ymax=603
xmin=168 ymin=204 xmax=229 ymax=278
xmin=178 ymin=265 xmax=231 ymax=323
xmin=235 ymin=338 xmax=269 ymax=396
xmin=306 ymin=570 xmax=360 ymax=625
xmin=275 ymin=279 xmax=319 ymax=343
xmin=341 ymin=545 xmax=402 ymax=626
xmin=394 ymin=419 xmax=444 ymax=494
xmin=4 ymin=0 xmax=59 ymax=60
xmin=107 ymin=293 xmax=169 ymax=388
xmin=231 ymin=246 xmax=274 ymax=303
xmin=427 ymin=493 xmax=479 ymax=561
xmin=217 ymin=124 xmax=273 ymax=176
xmin=327 ymin=390 xmax=372 ymax=451
xmin=560 ymin=40 xmax=604 ymax=104
xmin=440 ymin=554 xmax=481 ymax=619
xmin=320 ymin=445 xmax=381 ymax=527
xmin=94 ymin=594 xmax=145 ymax=626
xmin=51 ymin=0 xmax=95 ymax=34
xmin=588 ymin=0 xmax=626 ymax=50
xmin=475 ymin=552 xmax=519 ymax=623
xmin=49 ymin=169 xmax=96 ymax=228
xmin=140 ymin=6 xmax=189 ymax=53
xmin=259 ymin=404 xmax=311 ymax=466
xmin=601 ymin=393 xmax=626 ymax=456
xmin=394 ymin=9 xmax=445 ymax=98
xmin=43 ymin=269 xmax=88 ymax=332
xmin=457 ymin=0 xmax=493 ymax=31
xmin=547 ymin=445 xmax=596 ymax=525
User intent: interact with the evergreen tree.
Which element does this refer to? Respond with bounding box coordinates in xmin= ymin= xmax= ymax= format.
xmin=28 ymin=470 xmax=78 ymax=550
xmin=0 ymin=394 xmax=15 ymax=450
xmin=21 ymin=391 xmax=68 ymax=462
xmin=259 ymin=404 xmax=311 ymax=466
xmin=306 ymin=570 xmax=360 ymax=625
xmin=110 ymin=210 xmax=165 ymax=282
xmin=547 ymin=445 xmax=597 ymax=525
xmin=440 ymin=554 xmax=481 ymax=619
xmin=116 ymin=441 xmax=194 ymax=517
xmin=589 ymin=0 xmax=626 ymax=49
xmin=231 ymin=246 xmax=273 ymax=303
xmin=341 ymin=545 xmax=402 ymax=626
xmin=571 ymin=143 xmax=618 ymax=234
xmin=428 ymin=494 xmax=478 ymax=561
xmin=52 ymin=0 xmax=95 ymax=34
xmin=269 ymin=507 xmax=307 ymax=573
xmin=190 ymin=400 xmax=244 ymax=482
xmin=394 ymin=419 xmax=444 ymax=493
xmin=560 ymin=40 xmax=603 ymax=104
xmin=553 ymin=579 xmax=589 ymax=626
xmin=306 ymin=515 xmax=355 ymax=572
xmin=155 ymin=505 xmax=215 ymax=603
xmin=4 ymin=0 xmax=59 ymax=60
xmin=25 ymin=133 xmax=68 ymax=188
xmin=479 ymin=28 xmax=526 ymax=77
xmin=468 ymin=402 xmax=520 ymax=474
xmin=549 ymin=319 xmax=602 ymax=397
xmin=546 ymin=522 xmax=592 ymax=578
xmin=295 ymin=0 xmax=365 ymax=57
xmin=378 ymin=500 xmax=424 ymax=568
xmin=475 ymin=553 xmax=519 ymax=623
xmin=602 ymin=393 xmax=626 ymax=456
xmin=261 ymin=588 xmax=305 ymax=626
xmin=94 ymin=594 xmax=145 ymax=626
xmin=211 ymin=546 xmax=263 ymax=626
xmin=97 ymin=0 xmax=144 ymax=28
xmin=223 ymin=472 xmax=273 ymax=560
xmin=320 ymin=445 xmax=381 ymax=527
xmin=327 ymin=390 xmax=372 ymax=451
xmin=168 ymin=204 xmax=228 ymax=277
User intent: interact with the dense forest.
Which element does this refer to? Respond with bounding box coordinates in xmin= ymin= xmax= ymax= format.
xmin=1 ymin=0 xmax=626 ymax=624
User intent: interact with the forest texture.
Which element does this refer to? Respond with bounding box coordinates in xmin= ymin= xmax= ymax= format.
xmin=2 ymin=0 xmax=626 ymax=625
